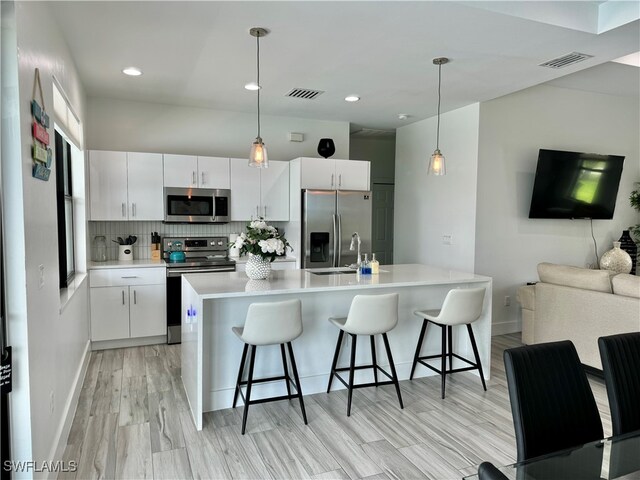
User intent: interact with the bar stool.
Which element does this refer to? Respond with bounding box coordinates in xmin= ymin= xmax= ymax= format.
xmin=326 ymin=293 xmax=403 ymax=416
xmin=410 ymin=287 xmax=486 ymax=399
xmin=232 ymin=299 xmax=307 ymax=434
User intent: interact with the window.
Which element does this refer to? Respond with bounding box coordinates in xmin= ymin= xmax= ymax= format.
xmin=55 ymin=130 xmax=75 ymax=287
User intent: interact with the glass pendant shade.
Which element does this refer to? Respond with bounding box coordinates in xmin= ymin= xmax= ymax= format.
xmin=428 ymin=149 xmax=446 ymax=176
xmin=249 ymin=137 xmax=268 ymax=168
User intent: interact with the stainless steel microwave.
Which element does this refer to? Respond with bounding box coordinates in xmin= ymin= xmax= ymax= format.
xmin=164 ymin=187 xmax=231 ymax=223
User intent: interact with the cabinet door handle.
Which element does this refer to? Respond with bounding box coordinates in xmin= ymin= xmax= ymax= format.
xmin=192 ymin=171 xmax=197 ymax=185
xmin=264 ymin=205 xmax=267 ymax=218
xmin=331 ymin=174 xmax=334 ymax=187
xmin=132 ymin=203 xmax=136 ymax=217
xmin=121 ymin=275 xmax=138 ymax=279
xmin=122 ymin=290 xmax=125 ymax=305
xmin=133 ymin=290 xmax=137 ymax=305
xmin=339 ymin=174 xmax=342 ymax=187
xmin=122 ymin=203 xmax=126 ymax=217
xmin=256 ymin=205 xmax=259 ymax=218
xmin=201 ymin=172 xmax=205 ymax=185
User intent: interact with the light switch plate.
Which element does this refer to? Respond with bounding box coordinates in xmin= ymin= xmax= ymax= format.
xmin=442 ymin=235 xmax=453 ymax=245
xmin=39 ymin=264 xmax=45 ymax=289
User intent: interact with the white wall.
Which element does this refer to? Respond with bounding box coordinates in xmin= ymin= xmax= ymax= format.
xmin=475 ymin=84 xmax=640 ymax=334
xmin=394 ymin=103 xmax=480 ymax=272
xmin=6 ymin=0 xmax=90 ymax=470
xmin=86 ymin=97 xmax=350 ymax=160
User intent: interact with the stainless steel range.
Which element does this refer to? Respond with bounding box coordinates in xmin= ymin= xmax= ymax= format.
xmin=163 ymin=236 xmax=235 ymax=344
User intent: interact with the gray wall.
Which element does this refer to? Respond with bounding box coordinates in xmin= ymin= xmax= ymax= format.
xmin=350 ymin=136 xmax=396 ymax=184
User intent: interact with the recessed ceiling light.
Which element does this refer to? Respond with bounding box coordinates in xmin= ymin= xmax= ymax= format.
xmin=122 ymin=67 xmax=142 ymax=76
xmin=398 ymin=114 xmax=410 ymax=120
xmin=345 ymin=95 xmax=360 ymax=102
xmin=244 ymin=82 xmax=261 ymax=91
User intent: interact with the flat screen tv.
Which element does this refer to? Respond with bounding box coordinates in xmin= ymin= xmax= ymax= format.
xmin=528 ymin=149 xmax=625 ymax=219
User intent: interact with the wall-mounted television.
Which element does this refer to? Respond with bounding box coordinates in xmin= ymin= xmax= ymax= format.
xmin=528 ymin=149 xmax=625 ymax=219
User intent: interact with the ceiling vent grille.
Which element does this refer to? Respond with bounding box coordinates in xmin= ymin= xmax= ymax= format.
xmin=539 ymin=52 xmax=593 ymax=69
xmin=285 ymin=88 xmax=324 ymax=100
xmin=351 ymin=128 xmax=395 ymax=138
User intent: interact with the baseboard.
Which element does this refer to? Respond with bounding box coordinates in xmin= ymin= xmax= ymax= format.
xmin=492 ymin=320 xmax=521 ymax=336
xmin=91 ymin=335 xmax=166 ymax=350
xmin=48 ymin=340 xmax=91 ymax=479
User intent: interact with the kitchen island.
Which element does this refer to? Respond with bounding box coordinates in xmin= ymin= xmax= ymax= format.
xmin=181 ymin=264 xmax=492 ymax=430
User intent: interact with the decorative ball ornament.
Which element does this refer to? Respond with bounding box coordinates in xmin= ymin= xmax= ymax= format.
xmin=600 ymin=241 xmax=632 ymax=274
xmin=245 ymin=255 xmax=272 ymax=280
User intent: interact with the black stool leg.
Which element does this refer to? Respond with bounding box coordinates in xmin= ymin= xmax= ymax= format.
xmin=410 ymin=319 xmax=428 ymax=380
xmin=281 ymin=343 xmax=292 ymax=400
xmin=467 ymin=324 xmax=487 ymax=392
xmin=382 ymin=333 xmax=403 ymax=409
xmin=347 ymin=334 xmax=357 ymax=416
xmin=233 ymin=343 xmax=249 ymax=408
xmin=441 ymin=324 xmax=447 ymax=399
xmin=448 ymin=325 xmax=454 ymax=372
xmin=327 ymin=330 xmax=345 ymax=393
xmin=287 ymin=342 xmax=308 ymax=425
xmin=370 ymin=335 xmax=378 ymax=386
xmin=241 ymin=345 xmax=257 ymax=435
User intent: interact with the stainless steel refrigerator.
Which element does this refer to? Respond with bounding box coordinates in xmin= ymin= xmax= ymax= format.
xmin=301 ymin=189 xmax=372 ymax=268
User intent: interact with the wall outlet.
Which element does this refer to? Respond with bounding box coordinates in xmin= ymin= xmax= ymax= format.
xmin=442 ymin=234 xmax=453 ymax=245
xmin=49 ymin=391 xmax=55 ymax=413
xmin=39 ymin=264 xmax=45 ymax=289
xmin=504 ymin=295 xmax=511 ymax=307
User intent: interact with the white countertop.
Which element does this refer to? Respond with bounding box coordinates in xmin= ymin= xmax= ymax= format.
xmin=88 ymin=259 xmax=166 ymax=270
xmin=184 ymin=264 xmax=491 ymax=299
xmin=231 ymin=255 xmax=296 ymax=264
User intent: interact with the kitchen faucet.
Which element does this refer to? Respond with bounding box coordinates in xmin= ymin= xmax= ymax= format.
xmin=349 ymin=232 xmax=361 ymax=269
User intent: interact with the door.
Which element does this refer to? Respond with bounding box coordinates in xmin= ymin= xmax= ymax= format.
xmin=198 ymin=156 xmax=230 ymax=189
xmin=335 ymin=159 xmax=370 ymax=191
xmin=300 ymin=157 xmax=335 ymax=189
xmin=261 ymin=160 xmax=289 ymax=221
xmin=127 ymin=152 xmax=164 ymax=220
xmin=130 ymin=284 xmax=166 ymax=338
xmin=89 ymin=150 xmax=128 ymax=220
xmin=90 ymin=287 xmax=130 ymax=341
xmin=230 ymin=158 xmax=261 ymax=221
xmin=337 ymin=190 xmax=372 ymax=268
xmin=372 ymin=184 xmax=394 ymax=265
xmin=163 ymin=154 xmax=198 ymax=188
xmin=302 ymin=190 xmax=336 ymax=268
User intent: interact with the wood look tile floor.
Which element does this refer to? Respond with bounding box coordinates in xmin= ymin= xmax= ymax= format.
xmin=61 ymin=335 xmax=612 ymax=480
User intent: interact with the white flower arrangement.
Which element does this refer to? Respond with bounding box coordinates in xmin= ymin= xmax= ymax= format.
xmin=231 ymin=218 xmax=291 ymax=261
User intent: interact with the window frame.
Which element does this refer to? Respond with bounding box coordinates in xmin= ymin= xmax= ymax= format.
xmin=55 ymin=130 xmax=75 ymax=288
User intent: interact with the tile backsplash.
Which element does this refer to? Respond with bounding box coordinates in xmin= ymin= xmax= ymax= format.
xmin=88 ymin=221 xmax=286 ymax=261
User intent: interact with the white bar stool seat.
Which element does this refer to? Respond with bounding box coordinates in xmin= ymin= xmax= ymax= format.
xmin=232 ymin=298 xmax=307 ymax=434
xmin=410 ymin=287 xmax=487 ymax=398
xmin=327 ymin=293 xmax=404 ymax=416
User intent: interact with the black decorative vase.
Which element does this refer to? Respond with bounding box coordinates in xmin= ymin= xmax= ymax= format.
xmin=317 ymin=138 xmax=336 ymax=159
xmin=618 ymin=230 xmax=637 ymax=275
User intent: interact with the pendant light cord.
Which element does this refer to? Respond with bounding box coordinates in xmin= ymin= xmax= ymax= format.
xmin=256 ymin=33 xmax=261 ymax=139
xmin=436 ymin=62 xmax=441 ymax=151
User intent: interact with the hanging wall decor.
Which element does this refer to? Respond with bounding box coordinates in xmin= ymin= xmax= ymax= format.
xmin=31 ymin=68 xmax=52 ymax=181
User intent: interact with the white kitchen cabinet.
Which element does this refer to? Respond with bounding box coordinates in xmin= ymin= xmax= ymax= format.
xmin=296 ymin=157 xmax=370 ymax=191
xmin=230 ymin=158 xmax=289 ymax=221
xmin=90 ymin=267 xmax=166 ymax=343
xmin=163 ymin=155 xmax=230 ymax=189
xmin=89 ymin=150 xmax=164 ymax=221
xmin=89 ymin=151 xmax=128 ymax=220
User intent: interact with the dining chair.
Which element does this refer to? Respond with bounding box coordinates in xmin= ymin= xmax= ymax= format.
xmin=504 ymin=340 xmax=603 ymax=461
xmin=598 ymin=332 xmax=640 ymax=436
xmin=477 ymin=462 xmax=508 ymax=480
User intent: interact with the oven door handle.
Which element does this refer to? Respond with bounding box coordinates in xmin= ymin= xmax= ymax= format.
xmin=167 ymin=267 xmax=235 ymax=277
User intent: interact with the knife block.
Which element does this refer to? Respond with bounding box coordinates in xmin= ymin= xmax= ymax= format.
xmin=151 ymin=243 xmax=161 ymax=260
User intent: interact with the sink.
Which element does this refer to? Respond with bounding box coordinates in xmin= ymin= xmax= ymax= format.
xmin=308 ymin=268 xmax=357 ymax=276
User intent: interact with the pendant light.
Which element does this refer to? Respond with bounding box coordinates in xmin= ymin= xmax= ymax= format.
xmin=248 ymin=27 xmax=269 ymax=168
xmin=428 ymin=57 xmax=448 ymax=176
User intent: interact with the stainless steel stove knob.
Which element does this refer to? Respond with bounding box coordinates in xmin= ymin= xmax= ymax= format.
xmin=217 ymin=241 xmax=224 ymax=246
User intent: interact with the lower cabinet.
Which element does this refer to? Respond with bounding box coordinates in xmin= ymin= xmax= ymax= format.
xmin=90 ymin=267 xmax=166 ymax=342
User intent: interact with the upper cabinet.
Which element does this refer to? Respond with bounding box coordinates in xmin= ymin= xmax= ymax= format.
xmin=163 ymin=154 xmax=230 ymax=189
xmin=89 ymin=151 xmax=163 ymax=221
xmin=230 ymin=158 xmax=289 ymax=221
xmin=294 ymin=157 xmax=370 ymax=191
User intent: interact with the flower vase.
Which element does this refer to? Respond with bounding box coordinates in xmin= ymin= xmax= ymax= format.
xmin=600 ymin=241 xmax=632 ymax=274
xmin=245 ymin=255 xmax=271 ymax=280
xmin=618 ymin=230 xmax=637 ymax=275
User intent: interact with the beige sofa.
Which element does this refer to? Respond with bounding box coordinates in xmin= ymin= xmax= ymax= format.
xmin=517 ymin=263 xmax=640 ymax=370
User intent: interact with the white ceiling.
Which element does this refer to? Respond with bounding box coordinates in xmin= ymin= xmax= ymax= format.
xmin=49 ymin=1 xmax=640 ymax=130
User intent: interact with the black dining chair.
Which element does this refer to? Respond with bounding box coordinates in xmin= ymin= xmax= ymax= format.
xmin=477 ymin=462 xmax=508 ymax=480
xmin=598 ymin=332 xmax=640 ymax=436
xmin=504 ymin=340 xmax=604 ymax=462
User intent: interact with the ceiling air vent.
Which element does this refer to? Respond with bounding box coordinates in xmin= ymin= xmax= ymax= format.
xmin=285 ymin=88 xmax=324 ymax=100
xmin=539 ymin=52 xmax=593 ymax=69
xmin=351 ymin=128 xmax=395 ymax=138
